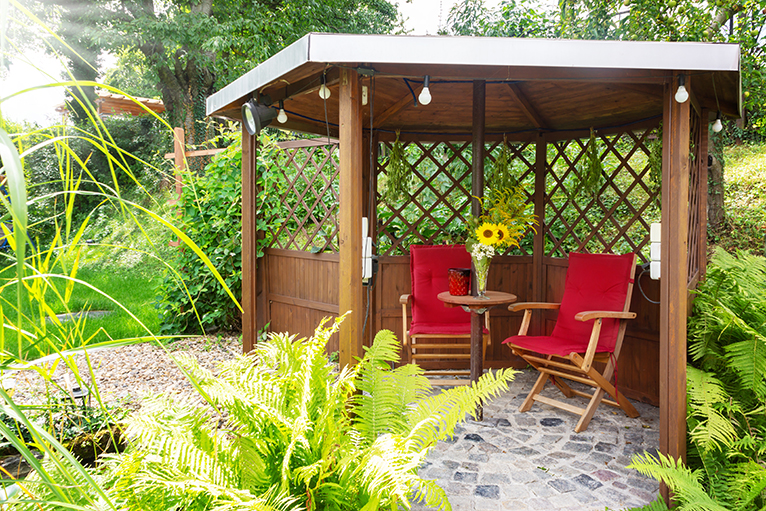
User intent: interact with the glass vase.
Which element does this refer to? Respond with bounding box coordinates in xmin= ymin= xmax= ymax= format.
xmin=472 ymin=255 xmax=491 ymax=299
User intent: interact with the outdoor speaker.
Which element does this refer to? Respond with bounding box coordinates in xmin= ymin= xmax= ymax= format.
xmin=241 ymin=99 xmax=277 ymax=135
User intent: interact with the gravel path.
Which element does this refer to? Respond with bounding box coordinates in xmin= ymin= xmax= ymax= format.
xmin=10 ymin=336 xmax=241 ymax=409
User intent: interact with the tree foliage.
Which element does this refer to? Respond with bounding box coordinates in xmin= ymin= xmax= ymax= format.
xmin=26 ymin=0 xmax=400 ymax=144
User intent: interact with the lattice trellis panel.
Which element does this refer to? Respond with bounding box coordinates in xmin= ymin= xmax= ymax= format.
xmin=267 ymin=143 xmax=340 ymax=252
xmin=376 ymin=141 xmax=536 ymax=256
xmin=544 ymin=128 xmax=661 ymax=262
xmin=687 ymin=109 xmax=702 ymax=285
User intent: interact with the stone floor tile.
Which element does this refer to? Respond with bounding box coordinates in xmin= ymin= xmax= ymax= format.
xmin=500 ymin=484 xmax=531 ymax=499
xmin=447 ymin=496 xmax=476 ymax=511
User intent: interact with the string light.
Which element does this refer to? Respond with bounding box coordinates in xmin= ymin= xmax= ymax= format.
xmin=674 ymin=74 xmax=689 ymax=103
xmin=418 ymin=75 xmax=432 ymax=105
xmin=277 ymin=100 xmax=288 ymax=123
xmin=319 ymin=74 xmax=331 ymax=100
xmin=712 ymin=111 xmax=723 ymax=133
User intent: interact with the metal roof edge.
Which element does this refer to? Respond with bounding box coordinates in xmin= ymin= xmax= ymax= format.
xmin=306 ymin=34 xmax=740 ymax=72
xmin=207 ymin=35 xmax=311 ymax=116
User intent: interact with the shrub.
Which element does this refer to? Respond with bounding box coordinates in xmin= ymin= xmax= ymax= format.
xmin=156 ymin=131 xmax=286 ymax=334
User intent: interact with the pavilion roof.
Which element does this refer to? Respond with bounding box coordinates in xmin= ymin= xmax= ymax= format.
xmin=206 ymin=33 xmax=741 ymax=140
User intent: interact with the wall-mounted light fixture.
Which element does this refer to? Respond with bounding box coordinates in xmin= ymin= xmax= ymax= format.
xmin=418 ymin=75 xmax=432 ymax=106
xmin=241 ymin=99 xmax=277 ymax=135
xmin=712 ymin=110 xmax=723 ymax=133
xmin=674 ymin=75 xmax=689 ymax=103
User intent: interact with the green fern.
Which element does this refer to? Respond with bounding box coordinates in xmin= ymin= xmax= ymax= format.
xmin=686 ymin=366 xmax=737 ymax=452
xmin=83 ymin=318 xmax=514 ymax=511
xmin=628 ymin=452 xmax=730 ymax=511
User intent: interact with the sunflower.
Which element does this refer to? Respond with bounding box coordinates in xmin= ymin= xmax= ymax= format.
xmin=495 ymin=223 xmax=511 ymax=245
xmin=476 ymin=222 xmax=499 ymax=245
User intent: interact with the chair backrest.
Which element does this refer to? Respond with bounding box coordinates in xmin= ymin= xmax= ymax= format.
xmin=410 ymin=245 xmax=472 ymax=326
xmin=551 ymin=252 xmax=636 ymax=352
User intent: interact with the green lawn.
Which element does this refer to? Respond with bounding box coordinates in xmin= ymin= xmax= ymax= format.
xmin=0 ymin=240 xmax=168 ymax=361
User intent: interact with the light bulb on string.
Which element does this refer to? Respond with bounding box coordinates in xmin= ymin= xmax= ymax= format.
xmin=712 ymin=111 xmax=723 ymax=133
xmin=674 ymin=75 xmax=689 ymax=103
xmin=277 ymin=101 xmax=288 ymax=123
xmin=418 ymin=75 xmax=432 ymax=106
xmin=318 ymin=74 xmax=331 ymax=100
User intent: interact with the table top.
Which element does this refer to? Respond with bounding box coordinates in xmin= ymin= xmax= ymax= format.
xmin=437 ymin=290 xmax=518 ymax=310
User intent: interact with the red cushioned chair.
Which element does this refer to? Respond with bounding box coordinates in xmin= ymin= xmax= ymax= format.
xmin=400 ymin=245 xmax=489 ymax=384
xmin=502 ymin=252 xmax=639 ymax=432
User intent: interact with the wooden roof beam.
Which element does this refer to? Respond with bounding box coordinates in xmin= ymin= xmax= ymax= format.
xmin=506 ymin=83 xmax=549 ymax=130
xmin=371 ymin=88 xmax=417 ymax=128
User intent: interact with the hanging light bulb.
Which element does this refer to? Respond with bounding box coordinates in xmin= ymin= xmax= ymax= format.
xmin=418 ymin=75 xmax=432 ymax=106
xmin=712 ymin=111 xmax=723 ymax=133
xmin=318 ymin=75 xmax=331 ymax=100
xmin=277 ymin=100 xmax=288 ymax=124
xmin=674 ymin=75 xmax=689 ymax=103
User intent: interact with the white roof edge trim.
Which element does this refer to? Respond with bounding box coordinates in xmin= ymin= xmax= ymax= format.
xmin=207 ymin=35 xmax=311 ymax=116
xmin=208 ymin=33 xmax=741 ymax=116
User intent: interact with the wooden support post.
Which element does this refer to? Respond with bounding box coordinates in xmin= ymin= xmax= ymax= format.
xmin=471 ymin=79 xmax=486 ymax=420
xmin=241 ymin=128 xmax=258 ymax=353
xmin=532 ymin=134 xmax=547 ymax=335
xmin=659 ymin=73 xmax=690 ymax=504
xmin=339 ymin=68 xmax=364 ymax=368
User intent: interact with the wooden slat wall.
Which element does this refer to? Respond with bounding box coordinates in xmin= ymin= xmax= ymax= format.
xmin=375 ymin=253 xmax=660 ymax=405
xmin=264 ymin=248 xmax=341 ymax=353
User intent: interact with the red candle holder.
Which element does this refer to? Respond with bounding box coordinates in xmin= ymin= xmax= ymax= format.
xmin=448 ymin=268 xmax=471 ymax=296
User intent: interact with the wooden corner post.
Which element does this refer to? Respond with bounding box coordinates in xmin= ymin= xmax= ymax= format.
xmin=241 ymin=128 xmax=258 ymax=353
xmin=659 ymin=73 xmax=690 ymax=503
xmin=339 ymin=68 xmax=364 ymax=368
xmin=532 ymin=134 xmax=546 ymax=335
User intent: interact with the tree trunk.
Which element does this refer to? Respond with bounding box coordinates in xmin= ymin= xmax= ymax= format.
xmin=708 ymin=153 xmax=725 ymax=233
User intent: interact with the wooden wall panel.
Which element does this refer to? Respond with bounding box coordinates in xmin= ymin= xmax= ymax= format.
xmin=265 ymin=248 xmax=340 ymax=353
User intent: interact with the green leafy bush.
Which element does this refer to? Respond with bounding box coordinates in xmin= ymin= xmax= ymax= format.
xmin=629 ymin=250 xmax=766 ymax=510
xmin=156 ymin=132 xmax=286 ymax=334
xmin=91 ymin=317 xmax=516 ymax=510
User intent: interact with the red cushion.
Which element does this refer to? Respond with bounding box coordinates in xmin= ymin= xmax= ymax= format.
xmin=503 ymin=252 xmax=634 ymax=354
xmin=409 ymin=245 xmax=472 ymax=333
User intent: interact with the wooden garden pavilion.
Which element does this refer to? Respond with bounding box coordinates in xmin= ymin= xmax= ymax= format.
xmin=206 ymin=34 xmax=741 ymax=483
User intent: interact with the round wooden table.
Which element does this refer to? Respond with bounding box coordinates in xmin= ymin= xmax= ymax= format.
xmin=437 ymin=290 xmax=517 ymax=420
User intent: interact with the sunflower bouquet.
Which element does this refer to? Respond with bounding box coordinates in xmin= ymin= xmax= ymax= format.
xmin=466 ymin=187 xmax=538 ymax=297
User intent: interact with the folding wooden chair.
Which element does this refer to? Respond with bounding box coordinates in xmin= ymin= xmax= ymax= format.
xmin=502 ymin=252 xmax=639 ymax=432
xmin=400 ymin=244 xmax=489 ymax=384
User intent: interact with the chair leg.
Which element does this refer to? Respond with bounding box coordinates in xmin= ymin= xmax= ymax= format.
xmin=575 ymin=387 xmax=606 ymax=433
xmin=520 ymin=371 xmax=549 ymax=412
xmin=588 ymin=368 xmax=640 ymax=418
xmin=550 ymin=374 xmax=576 ymax=398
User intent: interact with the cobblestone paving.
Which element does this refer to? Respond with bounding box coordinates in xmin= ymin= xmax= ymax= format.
xmin=414 ymin=369 xmax=660 ymax=511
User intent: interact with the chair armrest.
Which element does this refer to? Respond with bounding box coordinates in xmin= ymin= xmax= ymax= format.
xmin=575 ymin=311 xmax=637 ymax=322
xmin=508 ymin=302 xmax=560 ymax=312
xmin=399 ymin=294 xmax=411 ymax=305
